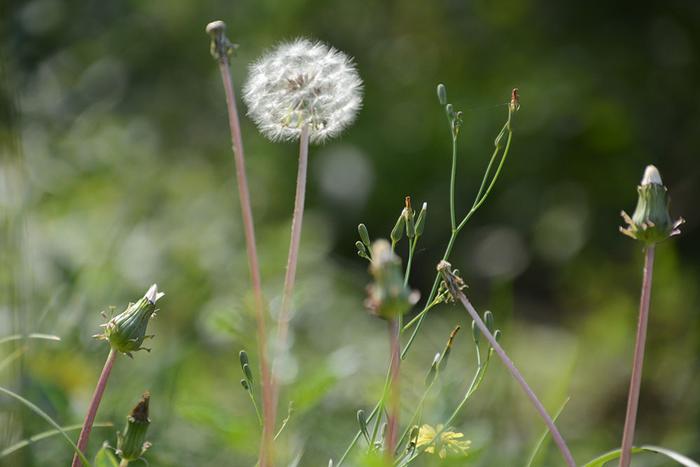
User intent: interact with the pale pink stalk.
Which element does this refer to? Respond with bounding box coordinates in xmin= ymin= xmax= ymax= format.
xmin=272 ymin=124 xmax=310 ymax=418
xmin=385 ymin=318 xmax=400 ymax=459
xmin=71 ymin=349 xmax=117 ymax=467
xmin=209 ymin=26 xmax=274 ymax=465
xmin=448 ymin=283 xmax=576 ymax=467
xmin=619 ymin=245 xmax=655 ymax=467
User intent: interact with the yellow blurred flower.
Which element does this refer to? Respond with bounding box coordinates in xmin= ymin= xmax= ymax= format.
xmin=416 ymin=424 xmax=471 ymax=459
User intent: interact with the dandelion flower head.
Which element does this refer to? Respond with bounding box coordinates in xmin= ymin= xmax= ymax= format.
xmin=243 ymin=38 xmax=363 ymax=144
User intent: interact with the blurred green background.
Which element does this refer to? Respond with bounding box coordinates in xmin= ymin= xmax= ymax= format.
xmin=1 ymin=0 xmax=699 ymax=465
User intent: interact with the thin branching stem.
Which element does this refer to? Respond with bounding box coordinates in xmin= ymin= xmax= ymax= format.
xmin=450 ymin=286 xmax=576 ymax=467
xmin=619 ymin=245 xmax=656 ymax=467
xmin=72 ymin=349 xmax=117 ymax=467
xmin=214 ymin=44 xmax=274 ymax=466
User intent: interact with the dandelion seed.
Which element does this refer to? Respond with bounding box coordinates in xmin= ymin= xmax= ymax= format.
xmin=243 ymin=38 xmax=363 ymax=143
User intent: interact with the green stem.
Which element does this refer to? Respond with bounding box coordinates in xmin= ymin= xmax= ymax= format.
xmin=449 ymin=135 xmax=458 ymax=230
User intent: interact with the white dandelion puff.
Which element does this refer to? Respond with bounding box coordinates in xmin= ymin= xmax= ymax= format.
xmin=242 ymin=38 xmax=363 ymax=144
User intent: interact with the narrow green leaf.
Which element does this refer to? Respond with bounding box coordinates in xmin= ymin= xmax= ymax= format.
xmin=0 ymin=386 xmax=92 ymax=466
xmin=1 ymin=422 xmax=112 ymax=458
xmin=0 ymin=334 xmax=61 ymax=345
xmin=524 ymin=397 xmax=570 ymax=467
xmin=583 ymin=445 xmax=699 ymax=467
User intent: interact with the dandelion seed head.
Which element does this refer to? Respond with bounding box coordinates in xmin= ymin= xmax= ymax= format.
xmin=243 ymin=38 xmax=363 ymax=144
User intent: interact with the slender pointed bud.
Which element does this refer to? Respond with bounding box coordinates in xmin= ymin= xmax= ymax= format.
xmin=415 ymin=202 xmax=427 ymax=237
xmin=471 ymin=320 xmax=480 ymax=346
xmin=484 ymin=310 xmax=495 ymax=334
xmin=620 ymin=165 xmax=684 ymax=244
xmin=357 ymin=410 xmax=370 ymax=442
xmin=408 ymin=425 xmax=420 ymax=451
xmin=390 ymin=213 xmax=405 ymax=245
xmin=242 ymin=363 xmax=254 ymax=384
xmin=510 ymin=88 xmax=520 ymax=113
xmin=437 ymin=84 xmax=447 ymax=106
xmin=99 ymin=285 xmax=164 ymax=355
xmin=446 ymin=104 xmax=454 ymax=119
xmin=493 ymin=329 xmax=502 ymax=343
xmin=241 ymin=379 xmax=250 ymax=391
xmin=425 ymin=351 xmax=440 ymax=386
xmin=355 ymin=241 xmax=367 ymax=255
xmin=404 ymin=196 xmax=415 ymax=238
xmin=358 ymin=224 xmax=371 ymax=248
xmin=438 ymin=325 xmax=461 ymax=372
xmin=116 ymin=392 xmax=152 ymax=462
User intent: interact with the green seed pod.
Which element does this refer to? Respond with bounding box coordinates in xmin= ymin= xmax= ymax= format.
xmin=484 ymin=310 xmax=495 ymax=334
xmin=358 ymin=223 xmax=371 ymax=248
xmin=620 ymin=165 xmax=684 ymax=244
xmin=437 ymin=84 xmax=447 ymax=106
xmin=99 ymin=285 xmax=164 ymax=356
xmin=240 ymin=379 xmax=250 ymax=391
xmin=415 ymin=202 xmax=427 ymax=237
xmin=242 ymin=363 xmax=254 ymax=384
xmin=471 ymin=320 xmax=480 ymax=346
xmin=117 ymin=392 xmax=152 ymax=462
xmin=355 ymin=241 xmax=367 ymax=254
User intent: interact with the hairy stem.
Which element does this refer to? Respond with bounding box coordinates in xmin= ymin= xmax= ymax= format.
xmin=215 ymin=51 xmax=273 ymax=467
xmin=619 ymin=245 xmax=655 ymax=467
xmin=451 ymin=288 xmax=576 ymax=467
xmin=72 ymin=349 xmax=117 ymax=467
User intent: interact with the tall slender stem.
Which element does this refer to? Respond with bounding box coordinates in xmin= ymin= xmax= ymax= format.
xmin=214 ymin=45 xmax=273 ymax=466
xmin=386 ymin=318 xmax=401 ymax=460
xmin=72 ymin=349 xmax=117 ymax=467
xmin=272 ymin=123 xmax=310 ymax=422
xmin=450 ymin=286 xmax=576 ymax=467
xmin=619 ymin=245 xmax=656 ymax=467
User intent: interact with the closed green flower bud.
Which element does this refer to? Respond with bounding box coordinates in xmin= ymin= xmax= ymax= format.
xmin=117 ymin=392 xmax=152 ymax=462
xmin=437 ymin=83 xmax=447 ymax=106
xmin=364 ymin=240 xmax=419 ymax=320
xmin=620 ymin=165 xmax=684 ymax=245
xmin=415 ymin=202 xmax=427 ymax=237
xmin=390 ymin=213 xmax=405 ymax=245
xmin=358 ymin=223 xmax=371 ymax=248
xmin=98 ymin=284 xmax=164 ymax=356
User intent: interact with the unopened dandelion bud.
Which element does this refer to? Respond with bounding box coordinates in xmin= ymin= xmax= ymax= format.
xmin=116 ymin=392 xmax=151 ymax=462
xmin=620 ymin=165 xmax=684 ymax=244
xmin=358 ymin=224 xmax=371 ymax=248
xmin=357 ymin=410 xmax=370 ymax=441
xmin=415 ymin=202 xmax=427 ymax=237
xmin=484 ymin=310 xmax=495 ymax=334
xmin=437 ymin=84 xmax=447 ymax=106
xmin=390 ymin=214 xmax=405 ymax=245
xmin=98 ymin=285 xmax=164 ymax=356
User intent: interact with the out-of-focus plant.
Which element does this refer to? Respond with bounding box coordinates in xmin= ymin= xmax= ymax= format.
xmin=334 ymin=86 xmax=544 ymax=466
